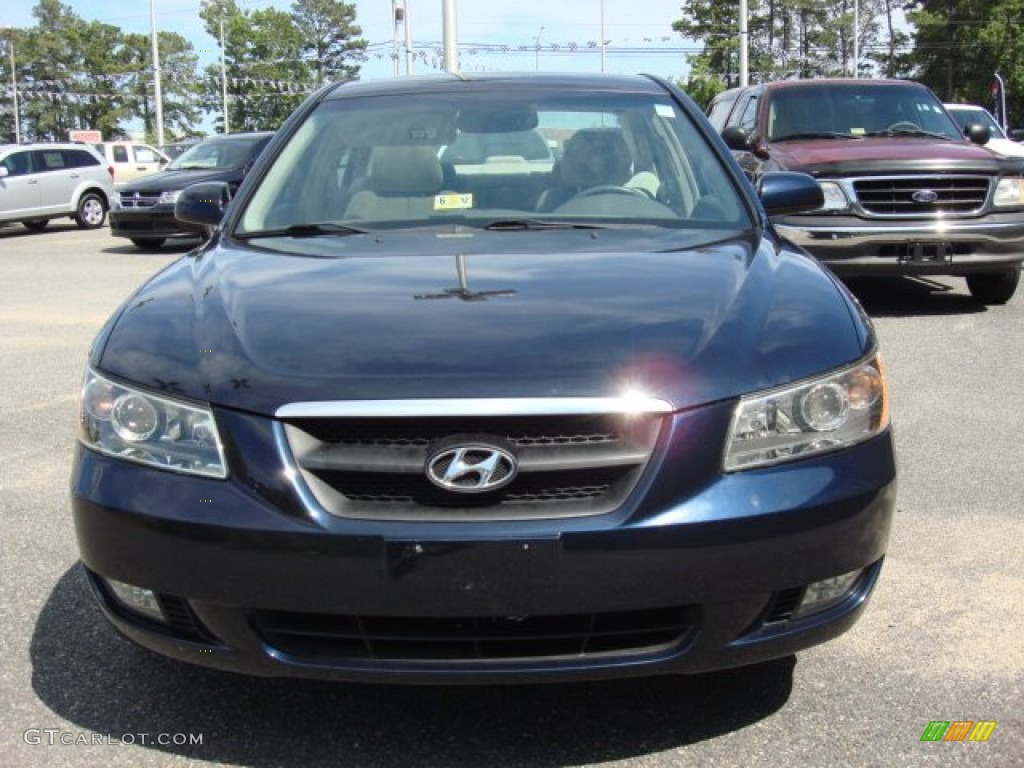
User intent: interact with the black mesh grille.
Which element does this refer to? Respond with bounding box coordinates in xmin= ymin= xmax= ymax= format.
xmin=281 ymin=411 xmax=663 ymax=521
xmin=252 ymin=605 xmax=696 ymax=662
xmin=287 ymin=415 xmax=624 ymax=448
xmin=763 ymin=588 xmax=806 ymax=624
xmin=853 ymin=176 xmax=990 ymax=216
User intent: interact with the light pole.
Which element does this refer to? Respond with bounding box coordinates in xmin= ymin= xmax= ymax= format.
xmin=219 ymin=12 xmax=229 ymax=133
xmin=149 ymin=0 xmax=164 ymax=146
xmin=1 ymin=27 xmax=19 ymax=143
xmin=599 ymin=0 xmax=605 ymax=72
xmin=534 ymin=26 xmax=544 ymax=72
xmin=442 ymin=0 xmax=458 ymax=73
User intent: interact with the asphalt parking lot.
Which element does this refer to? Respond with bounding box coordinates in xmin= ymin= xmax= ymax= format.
xmin=1 ymin=222 xmax=1021 ymax=767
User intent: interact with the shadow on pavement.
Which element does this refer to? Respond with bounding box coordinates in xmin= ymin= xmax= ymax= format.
xmin=840 ymin=275 xmax=987 ymax=317
xmin=32 ymin=565 xmax=795 ymax=766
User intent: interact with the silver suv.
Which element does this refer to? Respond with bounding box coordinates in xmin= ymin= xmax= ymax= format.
xmin=0 ymin=143 xmax=115 ymax=231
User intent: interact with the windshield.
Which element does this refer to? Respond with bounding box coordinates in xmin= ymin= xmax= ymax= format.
xmin=238 ymin=87 xmax=750 ymax=234
xmin=947 ymin=107 xmax=1006 ymax=139
xmin=168 ymin=137 xmax=261 ymax=170
xmin=767 ymin=83 xmax=963 ymax=141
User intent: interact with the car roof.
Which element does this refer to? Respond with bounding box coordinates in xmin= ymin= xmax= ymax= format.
xmin=322 ymin=72 xmax=667 ymax=101
xmin=943 ymin=103 xmax=986 ymax=112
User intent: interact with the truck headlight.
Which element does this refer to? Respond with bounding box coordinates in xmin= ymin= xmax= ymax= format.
xmin=158 ymin=190 xmax=183 ymax=205
xmin=79 ymin=369 xmax=227 ymax=478
xmin=993 ymin=176 xmax=1024 ymax=208
xmin=816 ymin=181 xmax=851 ymax=212
xmin=723 ymin=355 xmax=889 ymax=471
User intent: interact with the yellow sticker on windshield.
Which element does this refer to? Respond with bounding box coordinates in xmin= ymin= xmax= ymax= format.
xmin=434 ymin=193 xmax=474 ymax=210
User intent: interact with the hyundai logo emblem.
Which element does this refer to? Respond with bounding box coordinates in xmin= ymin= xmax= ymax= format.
xmin=911 ymin=189 xmax=940 ymax=204
xmin=426 ymin=444 xmax=518 ymax=493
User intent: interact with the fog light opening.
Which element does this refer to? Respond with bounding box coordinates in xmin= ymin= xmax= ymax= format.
xmin=794 ymin=569 xmax=863 ymax=618
xmin=105 ymin=577 xmax=167 ymax=623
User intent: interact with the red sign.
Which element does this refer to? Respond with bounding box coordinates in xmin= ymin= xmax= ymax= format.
xmin=68 ymin=130 xmax=103 ymax=143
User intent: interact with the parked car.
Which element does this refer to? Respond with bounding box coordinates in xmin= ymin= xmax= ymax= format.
xmin=92 ymin=141 xmax=169 ymax=184
xmin=944 ymin=103 xmax=1024 ymax=158
xmin=709 ymin=78 xmax=1024 ymax=304
xmin=0 ymin=142 xmax=114 ymax=231
xmin=72 ymin=73 xmax=896 ymax=685
xmin=108 ymin=131 xmax=273 ymax=250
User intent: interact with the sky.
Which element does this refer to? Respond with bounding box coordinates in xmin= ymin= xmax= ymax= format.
xmin=5 ymin=0 xmax=697 ymax=82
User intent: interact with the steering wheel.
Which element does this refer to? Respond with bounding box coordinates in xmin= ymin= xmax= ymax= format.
xmin=886 ymin=121 xmax=919 ymax=132
xmin=570 ymin=185 xmax=653 ymax=201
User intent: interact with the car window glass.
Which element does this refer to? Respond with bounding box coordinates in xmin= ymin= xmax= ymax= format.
xmin=169 ymin=139 xmax=260 ymax=170
xmin=707 ymin=93 xmax=738 ymax=131
xmin=134 ymin=147 xmax=159 ymax=163
xmin=37 ymin=151 xmax=67 ymax=171
xmin=113 ymin=146 xmax=129 ymax=163
xmin=736 ymin=95 xmax=759 ymax=133
xmin=64 ymin=150 xmax=99 ymax=168
xmin=240 ymin=90 xmax=750 ymax=234
xmin=1 ymin=151 xmax=33 ymax=177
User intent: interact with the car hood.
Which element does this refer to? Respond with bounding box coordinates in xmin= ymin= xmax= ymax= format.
xmin=769 ymin=136 xmax=1009 ymax=175
xmin=116 ymin=167 xmax=241 ymax=193
xmin=94 ymin=231 xmax=870 ymax=415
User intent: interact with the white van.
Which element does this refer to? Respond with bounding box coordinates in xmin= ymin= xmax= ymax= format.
xmin=92 ymin=141 xmax=170 ymax=184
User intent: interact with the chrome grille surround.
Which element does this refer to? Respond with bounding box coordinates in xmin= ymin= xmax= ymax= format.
xmin=848 ymin=175 xmax=991 ymax=217
xmin=117 ymin=192 xmax=161 ymax=209
xmin=275 ymin=397 xmax=671 ymax=522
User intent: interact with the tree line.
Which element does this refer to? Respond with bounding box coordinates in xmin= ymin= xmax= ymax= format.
xmin=676 ymin=0 xmax=1024 ymax=126
xmin=0 ymin=0 xmax=365 ymax=143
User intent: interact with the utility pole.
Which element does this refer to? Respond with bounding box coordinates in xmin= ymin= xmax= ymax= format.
xmin=219 ymin=13 xmax=229 ymax=134
xmin=535 ymin=26 xmax=544 ymax=71
xmin=599 ymin=0 xmax=605 ymax=72
xmin=0 ymin=27 xmax=18 ymax=143
xmin=404 ymin=1 xmax=414 ymax=75
xmin=739 ymin=0 xmax=749 ymax=86
xmin=852 ymin=0 xmax=859 ymax=77
xmin=442 ymin=0 xmax=458 ymax=73
xmin=149 ymin=0 xmax=164 ymax=145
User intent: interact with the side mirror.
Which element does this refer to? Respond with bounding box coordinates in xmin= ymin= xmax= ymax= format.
xmin=1008 ymin=128 xmax=1024 ymax=142
xmin=721 ymin=126 xmax=752 ymax=151
xmin=758 ymin=172 xmax=824 ymax=216
xmin=175 ymin=181 xmax=231 ymax=227
xmin=964 ymin=123 xmax=991 ymax=145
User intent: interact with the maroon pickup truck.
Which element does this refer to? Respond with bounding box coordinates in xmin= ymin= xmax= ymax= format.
xmin=708 ymin=78 xmax=1024 ymax=304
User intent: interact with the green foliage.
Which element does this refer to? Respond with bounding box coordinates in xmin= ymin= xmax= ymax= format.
xmin=673 ymin=0 xmax=911 ymax=87
xmin=1 ymin=0 xmax=367 ymax=142
xmin=908 ymin=0 xmax=1024 ymax=126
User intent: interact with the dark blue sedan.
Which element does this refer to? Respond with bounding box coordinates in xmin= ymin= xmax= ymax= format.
xmin=71 ymin=73 xmax=895 ymax=684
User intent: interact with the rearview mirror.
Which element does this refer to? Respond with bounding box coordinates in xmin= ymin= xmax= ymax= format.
xmin=758 ymin=172 xmax=824 ymax=216
xmin=175 ymin=182 xmax=231 ymax=227
xmin=964 ymin=123 xmax=991 ymax=145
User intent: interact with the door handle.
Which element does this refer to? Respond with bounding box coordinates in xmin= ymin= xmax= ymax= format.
xmin=28 ymin=179 xmax=38 ymax=184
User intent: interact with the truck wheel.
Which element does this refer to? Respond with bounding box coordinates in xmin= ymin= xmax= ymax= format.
xmin=966 ymin=268 xmax=1020 ymax=305
xmin=130 ymin=238 xmax=166 ymax=251
xmin=23 ymin=219 xmax=49 ymax=231
xmin=75 ymin=192 xmax=107 ymax=229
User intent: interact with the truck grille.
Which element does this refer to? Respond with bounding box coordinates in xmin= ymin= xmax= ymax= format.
xmin=277 ymin=404 xmax=667 ymax=522
xmin=852 ymin=175 xmax=990 ymax=217
xmin=252 ymin=605 xmax=696 ymax=663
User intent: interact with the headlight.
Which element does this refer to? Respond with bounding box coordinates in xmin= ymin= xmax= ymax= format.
xmin=993 ymin=176 xmax=1024 ymax=208
xmin=111 ymin=192 xmax=122 ymax=210
xmin=158 ymin=190 xmax=183 ymax=205
xmin=816 ymin=181 xmax=851 ymax=212
xmin=79 ymin=369 xmax=227 ymax=478
xmin=723 ymin=356 xmax=889 ymax=471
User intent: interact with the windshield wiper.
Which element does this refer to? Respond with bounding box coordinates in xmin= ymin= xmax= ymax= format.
xmin=236 ymin=222 xmax=368 ymax=239
xmin=482 ymin=218 xmax=607 ymax=231
xmin=773 ymin=132 xmax=855 ymax=141
xmin=863 ymin=128 xmax=953 ymax=140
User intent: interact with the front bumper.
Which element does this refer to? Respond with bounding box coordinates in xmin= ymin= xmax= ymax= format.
xmin=71 ymin=402 xmax=897 ymax=684
xmin=109 ymin=205 xmax=204 ymax=240
xmin=775 ymin=213 xmax=1024 ymax=276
